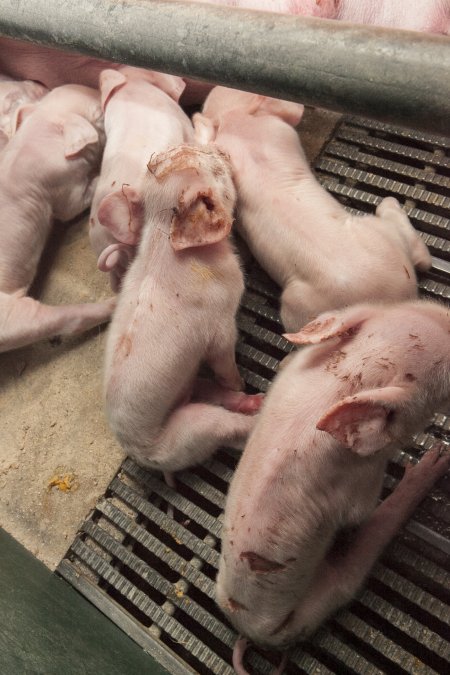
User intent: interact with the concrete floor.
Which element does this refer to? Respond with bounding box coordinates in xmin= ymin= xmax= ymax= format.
xmin=0 ymin=106 xmax=341 ymax=570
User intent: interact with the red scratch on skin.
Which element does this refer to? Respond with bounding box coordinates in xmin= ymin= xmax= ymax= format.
xmin=115 ymin=334 xmax=132 ymax=359
xmin=403 ymin=265 xmax=411 ymax=279
xmin=240 ymin=551 xmax=286 ymax=573
xmin=270 ymin=610 xmax=295 ymax=636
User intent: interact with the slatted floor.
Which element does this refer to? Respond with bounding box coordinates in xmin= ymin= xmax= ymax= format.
xmin=58 ymin=117 xmax=450 ymax=675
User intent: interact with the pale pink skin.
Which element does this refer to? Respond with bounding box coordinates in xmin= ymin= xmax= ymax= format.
xmin=218 ymin=299 xmax=450 ymax=658
xmin=194 ymin=87 xmax=432 ymax=332
xmin=336 ymin=0 xmax=450 ymax=35
xmin=0 ymin=84 xmax=115 ymax=353
xmin=104 ymin=144 xmax=262 ymax=473
xmin=89 ymin=66 xmax=190 ymax=290
xmin=0 ymin=76 xmax=48 ymax=144
xmin=189 ymin=0 xmax=338 ymax=16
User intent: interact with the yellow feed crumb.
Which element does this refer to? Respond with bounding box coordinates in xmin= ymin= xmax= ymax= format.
xmin=47 ymin=472 xmax=77 ymax=492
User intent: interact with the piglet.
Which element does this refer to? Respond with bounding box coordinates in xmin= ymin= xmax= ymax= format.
xmin=89 ymin=66 xmax=189 ymax=290
xmin=194 ymin=87 xmax=431 ymax=332
xmin=0 ymin=84 xmax=114 ymax=353
xmin=104 ymin=144 xmax=262 ymax=475
xmin=217 ymin=299 xmax=450 ymax=672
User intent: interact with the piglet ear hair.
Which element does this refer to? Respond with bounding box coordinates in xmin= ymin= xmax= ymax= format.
xmin=192 ymin=112 xmax=218 ymax=144
xmin=62 ymin=113 xmax=99 ymax=158
xmin=254 ymin=97 xmax=305 ymax=127
xmin=97 ymin=186 xmax=144 ymax=245
xmin=316 ymin=386 xmax=409 ymax=457
xmin=283 ymin=306 xmax=373 ymax=346
xmin=99 ymin=69 xmax=127 ymax=110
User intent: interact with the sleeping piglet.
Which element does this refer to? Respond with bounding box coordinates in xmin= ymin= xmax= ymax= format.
xmin=217 ymin=299 xmax=450 ymax=672
xmin=104 ymin=144 xmax=262 ymax=476
xmin=194 ymin=88 xmax=432 ymax=332
xmin=0 ymin=84 xmax=114 ymax=353
xmin=89 ymin=66 xmax=189 ymax=290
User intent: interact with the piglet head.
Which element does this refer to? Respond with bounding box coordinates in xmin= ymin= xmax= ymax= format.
xmin=147 ymin=144 xmax=236 ymax=250
xmin=201 ymin=85 xmax=305 ymax=127
xmin=285 ymin=300 xmax=450 ymax=457
xmin=100 ymin=66 xmax=186 ymax=110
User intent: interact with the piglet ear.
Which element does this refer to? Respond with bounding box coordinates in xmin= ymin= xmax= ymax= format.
xmin=193 ymin=112 xmax=217 ymax=144
xmin=317 ymin=386 xmax=409 ymax=456
xmin=170 ymin=188 xmax=232 ymax=250
xmin=12 ymin=102 xmax=37 ymax=133
xmin=97 ymin=186 xmax=144 ymax=245
xmin=143 ymin=71 xmax=186 ymax=102
xmin=254 ymin=97 xmax=305 ymax=126
xmin=99 ymin=69 xmax=127 ymax=110
xmin=283 ymin=306 xmax=372 ymax=345
xmin=63 ymin=113 xmax=99 ymax=158
xmin=149 ymin=145 xmax=234 ymax=251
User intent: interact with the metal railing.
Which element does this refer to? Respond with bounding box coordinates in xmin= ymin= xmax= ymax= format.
xmin=0 ymin=0 xmax=449 ymax=134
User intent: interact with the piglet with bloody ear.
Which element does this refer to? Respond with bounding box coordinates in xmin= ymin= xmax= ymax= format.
xmin=103 ymin=144 xmax=263 ymax=481
xmin=217 ymin=300 xmax=450 ymax=673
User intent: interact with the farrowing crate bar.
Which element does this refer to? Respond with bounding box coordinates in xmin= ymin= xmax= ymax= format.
xmin=0 ymin=0 xmax=450 ymax=134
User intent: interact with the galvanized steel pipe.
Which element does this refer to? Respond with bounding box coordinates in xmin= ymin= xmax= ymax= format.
xmin=0 ymin=0 xmax=449 ymax=134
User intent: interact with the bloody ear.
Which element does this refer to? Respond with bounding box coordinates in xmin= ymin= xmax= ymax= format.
xmin=283 ymin=306 xmax=373 ymax=345
xmin=148 ymin=145 xmax=234 ymax=251
xmin=317 ymin=386 xmax=410 ymax=456
xmin=63 ymin=113 xmax=99 ymax=158
xmin=99 ymin=69 xmax=127 ymax=110
xmin=170 ymin=188 xmax=232 ymax=250
xmin=97 ymin=186 xmax=144 ymax=245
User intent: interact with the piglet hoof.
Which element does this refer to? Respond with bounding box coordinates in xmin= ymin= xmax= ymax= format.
xmin=272 ymin=652 xmax=289 ymax=675
xmin=400 ymin=444 xmax=450 ymax=499
xmin=164 ymin=471 xmax=177 ymax=519
xmin=236 ymin=393 xmax=265 ymax=415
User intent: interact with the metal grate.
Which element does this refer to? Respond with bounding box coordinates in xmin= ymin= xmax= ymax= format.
xmin=58 ymin=117 xmax=450 ymax=675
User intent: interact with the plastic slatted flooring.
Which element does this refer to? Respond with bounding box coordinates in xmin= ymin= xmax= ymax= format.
xmin=58 ymin=117 xmax=450 ymax=675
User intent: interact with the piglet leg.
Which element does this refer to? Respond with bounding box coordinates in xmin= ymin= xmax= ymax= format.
xmin=192 ymin=378 xmax=264 ymax=414
xmin=0 ymin=291 xmax=115 ymax=352
xmin=288 ymin=445 xmax=450 ymax=638
xmin=133 ymin=403 xmax=257 ymax=473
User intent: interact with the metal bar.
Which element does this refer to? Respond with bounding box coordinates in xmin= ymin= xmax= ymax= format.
xmin=0 ymin=1 xmax=450 ymax=134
